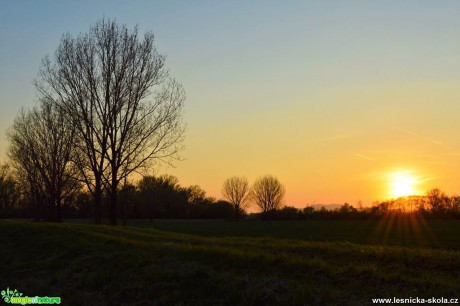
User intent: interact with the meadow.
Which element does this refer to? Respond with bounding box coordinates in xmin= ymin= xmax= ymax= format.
xmin=1 ymin=219 xmax=459 ymax=305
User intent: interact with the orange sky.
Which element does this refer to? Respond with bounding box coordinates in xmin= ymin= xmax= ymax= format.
xmin=159 ymin=81 xmax=460 ymax=207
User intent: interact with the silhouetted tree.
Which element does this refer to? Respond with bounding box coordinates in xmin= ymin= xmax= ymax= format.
xmin=190 ymin=199 xmax=235 ymax=219
xmin=221 ymin=176 xmax=249 ymax=219
xmin=185 ymin=185 xmax=206 ymax=206
xmin=70 ymin=190 xmax=93 ymax=218
xmin=426 ymin=188 xmax=449 ymax=215
xmin=302 ymin=206 xmax=315 ymax=219
xmin=450 ymin=196 xmax=460 ymax=215
xmin=119 ymin=182 xmax=136 ymax=225
xmin=273 ymin=206 xmax=300 ymax=220
xmin=35 ymin=18 xmax=185 ymax=225
xmin=0 ymin=163 xmax=18 ymax=217
xmin=338 ymin=203 xmax=357 ymax=214
xmin=138 ymin=175 xmax=186 ymax=219
xmin=8 ymin=100 xmax=79 ymax=221
xmin=250 ymin=175 xmax=285 ymax=218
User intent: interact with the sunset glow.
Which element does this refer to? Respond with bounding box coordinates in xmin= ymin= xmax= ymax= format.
xmin=389 ymin=171 xmax=419 ymax=198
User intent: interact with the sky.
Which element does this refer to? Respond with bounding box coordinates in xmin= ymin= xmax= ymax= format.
xmin=1 ymin=1 xmax=460 ymax=208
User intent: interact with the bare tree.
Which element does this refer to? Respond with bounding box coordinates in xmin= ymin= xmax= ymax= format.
xmin=250 ymin=175 xmax=285 ymax=218
xmin=426 ymin=188 xmax=449 ymax=214
xmin=185 ymin=185 xmax=206 ymax=206
xmin=8 ymin=100 xmax=79 ymax=221
xmin=35 ymin=18 xmax=185 ymax=225
xmin=10 ymin=150 xmax=45 ymax=221
xmin=222 ymin=176 xmax=249 ymax=219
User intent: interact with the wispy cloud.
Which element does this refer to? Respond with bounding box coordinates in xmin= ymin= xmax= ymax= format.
xmin=427 ymin=138 xmax=442 ymax=145
xmin=392 ymin=126 xmax=442 ymax=145
xmin=353 ymin=153 xmax=377 ymax=161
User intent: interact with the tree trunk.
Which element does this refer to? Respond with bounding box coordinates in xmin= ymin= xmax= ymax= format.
xmin=33 ymin=193 xmax=40 ymax=222
xmin=56 ymin=198 xmax=62 ymax=223
xmin=109 ymin=175 xmax=118 ymax=225
xmin=94 ymin=179 xmax=102 ymax=224
xmin=122 ymin=199 xmax=126 ymax=226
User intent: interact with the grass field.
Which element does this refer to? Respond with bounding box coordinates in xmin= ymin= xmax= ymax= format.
xmin=1 ymin=219 xmax=459 ymax=305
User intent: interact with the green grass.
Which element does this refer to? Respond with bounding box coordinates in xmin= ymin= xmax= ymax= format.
xmin=124 ymin=218 xmax=460 ymax=250
xmin=1 ymin=219 xmax=459 ymax=305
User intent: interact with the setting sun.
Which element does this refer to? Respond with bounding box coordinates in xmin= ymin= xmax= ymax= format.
xmin=389 ymin=171 xmax=419 ymax=198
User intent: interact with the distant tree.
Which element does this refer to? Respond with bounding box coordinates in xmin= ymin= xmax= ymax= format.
xmin=273 ymin=206 xmax=300 ymax=220
xmin=137 ymin=175 xmax=185 ymax=219
xmin=221 ymin=176 xmax=249 ymax=219
xmin=185 ymin=185 xmax=207 ymax=206
xmin=71 ymin=190 xmax=93 ymax=218
xmin=250 ymin=175 xmax=285 ymax=218
xmin=35 ymin=18 xmax=185 ymax=225
xmin=0 ymin=163 xmax=18 ymax=217
xmin=190 ymin=199 xmax=234 ymax=219
xmin=451 ymin=196 xmax=460 ymax=214
xmin=8 ymin=100 xmax=79 ymax=221
xmin=338 ymin=203 xmax=357 ymax=214
xmin=426 ymin=188 xmax=449 ymax=214
xmin=119 ymin=182 xmax=137 ymax=225
xmin=356 ymin=200 xmax=364 ymax=211
xmin=302 ymin=206 xmax=315 ymax=219
xmin=138 ymin=175 xmax=164 ymax=220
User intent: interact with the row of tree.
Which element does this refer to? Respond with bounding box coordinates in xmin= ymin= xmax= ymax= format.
xmin=371 ymin=188 xmax=460 ymax=216
xmin=260 ymin=189 xmax=460 ymax=220
xmin=0 ymin=167 xmax=287 ymax=221
xmin=2 ymin=160 xmax=460 ymax=220
xmin=221 ymin=175 xmax=285 ymax=219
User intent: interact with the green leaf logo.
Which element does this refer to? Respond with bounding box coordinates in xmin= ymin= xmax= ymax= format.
xmin=1 ymin=288 xmax=23 ymax=303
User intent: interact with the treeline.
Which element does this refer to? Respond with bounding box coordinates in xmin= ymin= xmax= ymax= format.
xmin=254 ymin=189 xmax=460 ymax=220
xmin=0 ymin=164 xmax=284 ymax=221
xmin=0 ymin=168 xmax=237 ymax=220
xmin=371 ymin=188 xmax=460 ymax=218
xmin=2 ymin=159 xmax=460 ymax=221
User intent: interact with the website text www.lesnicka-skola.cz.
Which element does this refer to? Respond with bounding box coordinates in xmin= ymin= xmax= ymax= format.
xmin=372 ymin=297 xmax=459 ymax=304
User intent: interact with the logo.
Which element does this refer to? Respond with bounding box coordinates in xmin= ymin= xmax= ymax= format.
xmin=1 ymin=288 xmax=60 ymax=305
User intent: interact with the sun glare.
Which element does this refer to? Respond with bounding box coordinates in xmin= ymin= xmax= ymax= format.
xmin=389 ymin=171 xmax=418 ymax=198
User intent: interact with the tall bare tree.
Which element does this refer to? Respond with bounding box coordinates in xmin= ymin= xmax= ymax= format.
xmin=250 ymin=175 xmax=285 ymax=218
xmin=8 ymin=100 xmax=79 ymax=221
xmin=35 ymin=18 xmax=186 ymax=225
xmin=222 ymin=176 xmax=249 ymax=219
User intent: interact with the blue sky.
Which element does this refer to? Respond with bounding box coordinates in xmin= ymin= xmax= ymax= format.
xmin=2 ymin=1 xmax=460 ymax=206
